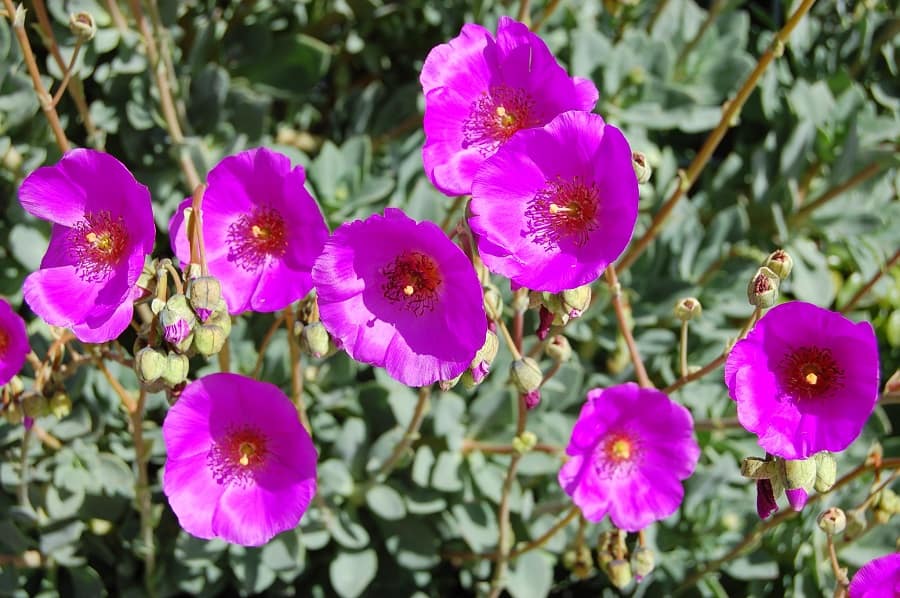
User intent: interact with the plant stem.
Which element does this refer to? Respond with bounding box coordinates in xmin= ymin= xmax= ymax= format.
xmin=283 ymin=306 xmax=311 ymax=433
xmin=252 ymin=313 xmax=287 ymax=378
xmin=790 ymin=162 xmax=885 ymax=225
xmin=618 ymin=0 xmax=817 ymax=273
xmin=18 ymin=425 xmax=33 ymax=511
xmin=50 ymin=38 xmax=84 ymax=105
xmin=461 ymin=440 xmax=563 ymax=455
xmin=841 ymin=248 xmax=900 ymax=314
xmin=531 ymin=0 xmax=560 ymax=32
xmin=371 ymin=386 xmax=431 ymax=484
xmin=679 ymin=320 xmax=689 ymax=378
xmin=674 ymin=0 xmax=726 ymax=70
xmin=604 ymin=265 xmax=652 ymax=388
xmin=129 ymin=388 xmax=156 ymax=597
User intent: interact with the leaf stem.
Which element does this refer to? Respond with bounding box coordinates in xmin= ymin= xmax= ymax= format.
xmin=604 ymin=265 xmax=652 ymax=388
xmin=840 ymin=248 xmax=900 ymax=314
xmin=371 ymin=386 xmax=431 ymax=484
xmin=283 ymin=306 xmax=311 ymax=433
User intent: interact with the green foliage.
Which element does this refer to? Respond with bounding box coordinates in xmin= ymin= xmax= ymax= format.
xmin=1 ymin=0 xmax=898 ymax=597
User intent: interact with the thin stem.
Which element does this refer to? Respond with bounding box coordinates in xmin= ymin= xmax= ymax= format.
xmin=3 ymin=0 xmax=71 ymax=152
xmin=679 ymin=320 xmax=689 ymax=378
xmin=496 ymin=318 xmax=523 ymax=361
xmin=512 ymin=309 xmax=524 ymax=354
xmin=516 ymin=0 xmax=531 ymax=24
xmin=674 ymin=0 xmax=726 ymax=69
xmin=50 ymin=38 xmax=84 ymax=106
xmin=841 ymin=248 xmax=900 ymax=314
xmin=104 ymin=0 xmax=128 ymax=32
xmin=95 ymin=358 xmax=137 ymax=413
xmin=18 ymin=425 xmax=33 ymax=511
xmin=283 ymin=307 xmax=311 ymax=433
xmin=252 ymin=313 xmax=287 ymax=378
xmin=791 ymin=162 xmax=885 ymax=225
xmin=694 ymin=416 xmax=741 ymax=431
xmin=618 ymin=0 xmax=817 ymax=273
xmin=827 ymin=534 xmax=849 ymax=597
xmin=371 ymin=386 xmax=431 ymax=484
xmin=604 ymin=266 xmax=652 ymax=388
xmin=128 ymin=388 xmax=156 ymax=596
xmin=461 ymin=440 xmax=563 ymax=455
xmin=645 ymin=0 xmax=670 ymax=33
xmin=440 ymin=196 xmax=466 ymax=233
xmin=531 ymin=0 xmax=560 ymax=32
xmin=188 ymin=184 xmax=209 ymax=276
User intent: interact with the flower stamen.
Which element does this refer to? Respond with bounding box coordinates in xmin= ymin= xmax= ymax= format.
xmin=525 ymin=176 xmax=600 ymax=249
xmin=227 ymin=207 xmax=288 ymax=271
xmin=778 ymin=346 xmax=844 ymax=402
xmin=594 ymin=431 xmax=640 ymax=479
xmin=68 ymin=211 xmax=129 ymax=282
xmin=208 ymin=426 xmax=268 ymax=486
xmin=463 ymin=85 xmax=539 ymax=155
xmin=381 ymin=251 xmax=442 ymax=316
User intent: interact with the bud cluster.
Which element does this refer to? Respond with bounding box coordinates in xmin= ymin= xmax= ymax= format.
xmin=741 ymin=451 xmax=836 ymax=517
xmin=746 ymin=249 xmax=793 ymax=309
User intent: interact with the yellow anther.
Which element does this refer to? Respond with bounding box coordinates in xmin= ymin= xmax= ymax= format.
xmin=238 ymin=442 xmax=255 ymax=467
xmin=805 ymin=372 xmax=818 ymax=385
xmin=403 ymin=285 xmax=415 ymax=296
xmin=611 ymin=439 xmax=631 ymax=460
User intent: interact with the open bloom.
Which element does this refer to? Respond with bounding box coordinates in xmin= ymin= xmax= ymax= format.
xmin=18 ymin=149 xmax=155 ymax=342
xmin=0 ymin=299 xmax=29 ymax=386
xmin=421 ymin=16 xmax=598 ymax=196
xmin=725 ymin=302 xmax=879 ymax=460
xmin=849 ymin=552 xmax=900 ymax=598
xmin=162 ymin=373 xmax=317 ymax=546
xmin=558 ymin=383 xmax=700 ymax=531
xmin=170 ymin=148 xmax=329 ymax=314
xmin=469 ymin=110 xmax=639 ymax=291
xmin=312 ymin=208 xmax=486 ymax=387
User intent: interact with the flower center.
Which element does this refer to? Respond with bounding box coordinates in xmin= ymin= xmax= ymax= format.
xmin=462 ymin=85 xmax=538 ymax=155
xmin=594 ymin=431 xmax=639 ymax=479
xmin=207 ymin=426 xmax=268 ymax=486
xmin=226 ymin=207 xmax=288 ymax=271
xmin=778 ymin=346 xmax=844 ymax=402
xmin=380 ymin=251 xmax=442 ymax=316
xmin=525 ymin=176 xmax=600 ymax=249
xmin=67 ymin=211 xmax=129 ymax=282
xmin=0 ymin=328 xmax=8 ymax=357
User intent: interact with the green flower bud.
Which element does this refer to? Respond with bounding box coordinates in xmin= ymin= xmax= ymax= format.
xmin=873 ymin=507 xmax=892 ymax=525
xmin=511 ymin=287 xmax=530 ymax=313
xmin=843 ymin=508 xmax=866 ymax=541
xmin=483 ymin=285 xmax=504 ymax=322
xmin=69 ymin=11 xmax=96 ymax=41
xmin=161 ymin=352 xmax=189 ymax=386
xmin=300 ymin=322 xmax=331 ymax=358
xmin=674 ymin=297 xmax=702 ymax=322
xmin=49 ymin=392 xmax=72 ymax=419
xmin=159 ymin=294 xmax=196 ymax=349
xmin=545 ymin=335 xmax=572 ymax=363
xmin=765 ymin=249 xmax=793 ymax=280
xmin=22 ymin=394 xmax=49 ymax=418
xmin=193 ymin=324 xmax=227 ymax=357
xmin=596 ymin=547 xmax=614 ymax=570
xmin=747 ymin=266 xmax=780 ymax=308
xmin=632 ymin=546 xmax=655 ymax=580
xmin=817 ymin=507 xmax=847 ymax=536
xmin=512 ymin=431 xmax=537 ymax=454
xmin=781 ymin=456 xmax=817 ymax=492
xmin=3 ymin=400 xmax=24 ymax=425
xmin=135 ymin=347 xmax=167 ymax=384
xmin=877 ymin=488 xmax=900 ymax=514
xmin=632 ymin=151 xmax=652 ymax=184
xmin=472 ymin=255 xmax=491 ymax=286
xmin=740 ymin=456 xmax=778 ymax=479
xmin=6 ymin=375 xmax=25 ymax=396
xmin=572 ymin=544 xmax=593 ymax=579
xmin=606 ymin=558 xmax=633 ymax=590
xmin=204 ymin=299 xmax=232 ymax=335
xmin=509 ymin=357 xmax=542 ymax=394
xmin=814 ymin=452 xmax=837 ymax=493
xmin=2 ymin=145 xmax=23 ymax=174
xmin=187 ymin=276 xmax=222 ymax=321
xmin=558 ymin=285 xmax=592 ymax=319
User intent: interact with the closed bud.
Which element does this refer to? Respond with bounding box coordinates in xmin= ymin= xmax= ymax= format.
xmin=22 ymin=394 xmax=49 ymax=418
xmin=300 ymin=322 xmax=331 ymax=358
xmin=483 ymin=286 xmax=504 ymax=322
xmin=632 ymin=547 xmax=655 ymax=581
xmin=814 ymin=452 xmax=836 ymax=493
xmin=3 ymin=400 xmax=24 ymax=425
xmin=69 ymin=11 xmax=96 ymax=41
xmin=632 ymin=151 xmax=652 ymax=184
xmin=187 ymin=276 xmax=222 ymax=322
xmin=596 ymin=546 xmax=614 ymax=570
xmin=523 ymin=389 xmax=541 ymax=410
xmin=572 ymin=544 xmax=593 ymax=579
xmin=135 ymin=347 xmax=167 ymax=384
xmin=509 ymin=357 xmax=542 ymax=395
xmin=205 ymin=299 xmax=232 ymax=336
xmin=843 ymin=508 xmax=866 ymax=541
xmin=193 ymin=324 xmax=227 ymax=357
xmin=2 ymin=145 xmax=23 ymax=173
xmin=545 ymin=335 xmax=572 ymax=363
xmin=159 ymin=294 xmax=196 ymax=347
xmin=161 ymin=352 xmax=189 ymax=386
xmin=782 ymin=456 xmax=817 ymax=493
xmin=49 ymin=392 xmax=72 ymax=419
xmin=511 ymin=287 xmax=530 ymax=313
xmin=817 ymin=507 xmax=847 ymax=536
xmin=512 ymin=431 xmax=537 ymax=454
xmin=472 ymin=255 xmax=490 ymax=286
xmin=468 ymin=331 xmax=499 ymax=386
xmin=674 ymin=297 xmax=702 ymax=321
xmin=606 ymin=559 xmax=633 ymax=590
xmin=558 ymin=285 xmax=591 ymax=320
xmin=747 ymin=267 xmax=780 ymax=308
xmin=873 ymin=507 xmax=892 ymax=525
xmin=765 ymin=249 xmax=793 ymax=280
xmin=877 ymin=488 xmax=900 ymax=514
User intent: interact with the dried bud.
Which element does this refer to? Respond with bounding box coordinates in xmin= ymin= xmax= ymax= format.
xmin=300 ymin=322 xmax=331 ymax=358
xmin=674 ymin=297 xmax=702 ymax=322
xmin=756 ymin=478 xmax=778 ymax=520
xmin=747 ymin=266 xmax=780 ymax=308
xmin=558 ymin=285 xmax=591 ymax=320
xmin=467 ymin=330 xmax=499 ymax=386
xmin=510 ymin=357 xmax=542 ymax=395
xmin=545 ymin=335 xmax=572 ymax=363
xmin=817 ymin=507 xmax=847 ymax=536
xmin=22 ymin=394 xmax=49 ymax=419
xmin=187 ymin=276 xmax=222 ymax=322
xmin=49 ymin=391 xmax=72 ymax=419
xmin=161 ymin=352 xmax=189 ymax=386
xmin=483 ymin=285 xmax=504 ymax=322
xmin=193 ymin=324 xmax=227 ymax=357
xmin=632 ymin=547 xmax=655 ymax=581
xmin=439 ymin=373 xmax=462 ymax=392
xmin=632 ymin=151 xmax=652 ymax=184
xmin=159 ymin=294 xmax=196 ymax=348
xmin=606 ymin=559 xmax=633 ymax=590
xmin=69 ymin=11 xmax=96 ymax=42
xmin=765 ymin=249 xmax=793 ymax=280
xmin=536 ymin=305 xmax=555 ymax=340
xmin=135 ymin=347 xmax=167 ymax=384
xmin=813 ymin=452 xmax=836 ymax=493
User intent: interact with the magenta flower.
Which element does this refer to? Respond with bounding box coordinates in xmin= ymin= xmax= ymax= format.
xmin=312 ymin=208 xmax=486 ymax=387
xmin=18 ymin=149 xmax=155 ymax=342
xmin=558 ymin=383 xmax=700 ymax=531
xmin=469 ymin=110 xmax=639 ymax=292
xmin=162 ymin=373 xmax=317 ymax=546
xmin=421 ymin=16 xmax=598 ymax=196
xmin=170 ymin=148 xmax=329 ymax=314
xmin=849 ymin=552 xmax=900 ymax=598
xmin=0 ymin=299 xmax=29 ymax=386
xmin=725 ymin=302 xmax=879 ymax=460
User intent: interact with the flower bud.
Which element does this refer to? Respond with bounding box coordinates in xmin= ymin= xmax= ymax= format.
xmin=159 ymin=294 xmax=196 ymax=348
xmin=785 ymin=487 xmax=808 ymax=511
xmin=468 ymin=330 xmax=499 ymax=386
xmin=3 ymin=400 xmax=24 ymax=425
xmin=817 ymin=507 xmax=847 ymax=536
xmin=843 ymin=508 xmax=866 ymax=541
xmin=632 ymin=151 xmax=652 ymax=184
xmin=22 ymin=394 xmax=49 ymax=419
xmin=674 ymin=297 xmax=702 ymax=322
xmin=524 ymin=389 xmax=541 ymax=410
xmin=813 ymin=452 xmax=836 ymax=493
xmin=135 ymin=347 xmax=167 ymax=384
xmin=765 ymin=249 xmax=793 ymax=280
xmin=439 ymin=373 xmax=462 ymax=392
xmin=187 ymin=276 xmax=222 ymax=322
xmin=873 ymin=507 xmax=891 ymax=525
xmin=69 ymin=11 xmax=96 ymax=42
xmin=558 ymin=286 xmax=591 ymax=320
xmin=606 ymin=559 xmax=633 ymax=590
xmin=49 ymin=391 xmax=72 ymax=419
xmin=2 ymin=145 xmax=22 ymax=173
xmin=545 ymin=335 xmax=572 ymax=363
xmin=512 ymin=431 xmax=537 ymax=454
xmin=511 ymin=287 xmax=530 ymax=313
xmin=571 ymin=544 xmax=593 ymax=579
xmin=483 ymin=285 xmax=504 ymax=322
xmin=193 ymin=324 xmax=227 ymax=357
xmin=535 ymin=305 xmax=555 ymax=340
xmin=6 ymin=375 xmax=25 ymax=396
xmin=161 ymin=352 xmax=189 ymax=386
xmin=756 ymin=478 xmax=778 ymax=520
xmin=300 ymin=322 xmax=331 ymax=358
xmin=510 ymin=357 xmax=542 ymax=395
xmin=747 ymin=266 xmax=780 ymax=308
xmin=876 ymin=488 xmax=900 ymax=514
xmin=632 ymin=547 xmax=655 ymax=581
xmin=782 ymin=456 xmax=817 ymax=493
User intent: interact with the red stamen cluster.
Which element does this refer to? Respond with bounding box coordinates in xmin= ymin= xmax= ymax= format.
xmin=778 ymin=346 xmax=845 ymax=401
xmin=67 ymin=211 xmax=129 ymax=282
xmin=462 ymin=85 xmax=538 ymax=155
xmin=525 ymin=176 xmax=600 ymax=248
xmin=208 ymin=426 xmax=268 ymax=487
xmin=381 ymin=251 xmax=443 ymax=316
xmin=227 ymin=207 xmax=288 ymax=271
